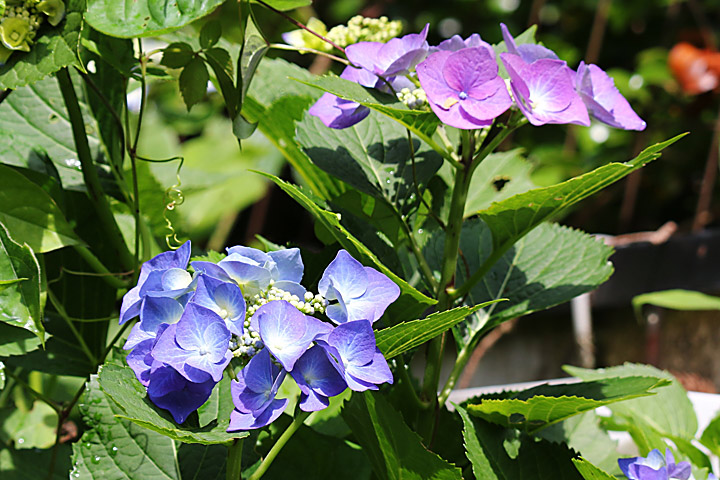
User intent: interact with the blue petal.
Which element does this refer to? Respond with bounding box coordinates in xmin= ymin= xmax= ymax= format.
xmin=327 ymin=320 xmax=376 ymax=367
xmin=344 ymin=267 xmax=400 ymax=323
xmin=268 ymin=248 xmax=304 ymax=283
xmin=319 ymin=250 xmax=368 ymax=300
xmin=227 ymin=398 xmax=288 ymax=431
xmin=291 ymin=345 xmax=347 ymax=398
xmin=147 ymin=364 xmax=215 ymax=424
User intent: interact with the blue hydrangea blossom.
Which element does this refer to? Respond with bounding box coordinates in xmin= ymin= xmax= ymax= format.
xmin=619 ymin=449 xmax=692 ymax=480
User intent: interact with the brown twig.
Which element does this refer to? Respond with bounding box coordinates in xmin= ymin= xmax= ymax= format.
xmin=692 ymin=103 xmax=720 ymax=232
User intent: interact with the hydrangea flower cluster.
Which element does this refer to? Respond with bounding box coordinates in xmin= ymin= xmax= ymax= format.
xmin=310 ymin=22 xmax=645 ymax=132
xmin=0 ymin=0 xmax=65 ymax=66
xmin=119 ymin=242 xmax=399 ymax=429
xmin=618 ymin=449 xmax=716 ymax=480
xmin=282 ymin=15 xmax=402 ymax=53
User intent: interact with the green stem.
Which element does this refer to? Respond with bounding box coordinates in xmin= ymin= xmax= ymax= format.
xmin=248 ymin=410 xmax=311 ymax=480
xmin=130 ymin=39 xmax=148 ymax=274
xmin=226 ymin=438 xmax=244 ymax=480
xmin=56 ymin=68 xmax=135 ymax=273
xmin=72 ymin=245 xmax=129 ymax=289
xmin=418 ymin=130 xmax=475 ymax=443
xmin=398 ymin=363 xmax=430 ymax=410
xmin=47 ymin=289 xmax=96 ymax=365
xmin=437 ymin=338 xmax=479 ymax=409
xmin=269 ymin=43 xmax=350 ymax=65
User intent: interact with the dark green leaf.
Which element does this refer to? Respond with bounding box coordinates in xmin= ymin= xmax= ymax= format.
xmin=466 ymin=376 xmax=668 ymax=433
xmin=257 ymin=172 xmax=436 ymax=323
xmin=204 ymin=47 xmax=238 ymax=115
xmin=0 ymin=223 xmax=43 ymax=342
xmin=457 ymin=405 xmax=583 ymax=480
xmin=0 ymin=362 xmax=3 ymax=390
xmin=161 ymin=42 xmax=195 ymax=69
xmin=251 ymin=0 xmax=311 ymax=10
xmin=0 ymin=0 xmax=82 ymax=89
xmin=178 ymin=443 xmax=227 ymax=479
xmin=235 ymin=9 xmax=268 ymax=141
xmin=298 ymin=75 xmax=443 ymax=155
xmin=296 ymin=110 xmax=443 ymax=214
xmin=179 ymin=57 xmax=210 ymax=111
xmin=376 ymin=303 xmax=503 ymax=359
xmin=343 ymin=392 xmax=462 ymax=480
xmin=98 ymin=359 xmax=247 ymax=445
xmin=85 ymin=0 xmax=225 ymax=38
xmin=200 ymin=20 xmax=222 ymax=49
xmin=0 ymin=323 xmax=42 ymax=357
xmin=0 ymin=164 xmax=81 ymax=253
xmin=0 ymin=444 xmax=71 ymax=480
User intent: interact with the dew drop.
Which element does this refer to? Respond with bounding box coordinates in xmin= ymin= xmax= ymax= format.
xmin=109 ymin=446 xmax=118 ymax=457
xmin=91 ymin=455 xmax=101 ymax=464
xmin=16 ymin=438 xmax=24 ymax=445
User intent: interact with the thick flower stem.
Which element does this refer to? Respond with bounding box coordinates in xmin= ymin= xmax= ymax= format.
xmin=226 ymin=438 xmax=244 ymax=480
xmin=418 ymin=130 xmax=475 ymax=444
xmin=247 ymin=410 xmax=312 ymax=480
xmin=56 ymin=68 xmax=135 ymax=273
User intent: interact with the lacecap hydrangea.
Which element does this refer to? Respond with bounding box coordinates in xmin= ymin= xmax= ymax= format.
xmin=309 ymin=22 xmax=645 ymax=132
xmin=119 ymin=242 xmax=399 ymax=429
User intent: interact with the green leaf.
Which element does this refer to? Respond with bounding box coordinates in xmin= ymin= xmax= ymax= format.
xmin=572 ymin=458 xmax=617 ymax=480
xmin=0 ymin=444 xmax=71 ymax=480
xmin=0 ymin=0 xmax=82 ymax=89
xmin=257 ymin=172 xmax=436 ymax=323
xmin=243 ymin=58 xmax=344 ymax=199
xmin=97 ymin=359 xmax=248 ymax=445
xmin=204 ymin=47 xmax=238 ymax=115
xmin=437 ymin=220 xmax=613 ymax=341
xmin=0 ymin=73 xmax=106 ymax=190
xmin=456 ymin=405 xmax=583 ymax=480
xmin=234 ymin=9 xmax=269 ymax=141
xmin=0 ymin=401 xmax=57 ymax=449
xmin=565 ymin=363 xmax=698 ymax=453
xmin=179 ymin=57 xmax=210 ymax=111
xmin=462 ymin=149 xmax=537 ymax=217
xmin=376 ymin=303 xmax=504 ymax=359
xmin=0 ymin=165 xmax=81 ymax=253
xmin=251 ymin=0 xmax=311 ymax=10
xmin=0 ymin=223 xmax=44 ymax=342
xmin=296 ymin=110 xmax=443 ymax=214
xmin=71 ymin=374 xmax=182 ymax=479
xmin=477 ymin=135 xmax=685 ymax=256
xmin=161 ymin=42 xmax=195 ymax=68
xmin=700 ymin=411 xmax=720 ymax=457
xmin=0 ymin=362 xmax=4 ymax=390
xmin=343 ymin=392 xmax=462 ymax=480
xmin=0 ymin=323 xmax=42 ymax=357
xmin=85 ymin=0 xmax=225 ymax=38
xmin=298 ymin=75 xmax=443 ymax=155
xmin=633 ymin=289 xmax=720 ymax=318
xmin=200 ymin=19 xmax=222 ymax=49
xmin=178 ymin=443 xmax=227 ymax=479
xmin=466 ymin=376 xmax=668 ymax=433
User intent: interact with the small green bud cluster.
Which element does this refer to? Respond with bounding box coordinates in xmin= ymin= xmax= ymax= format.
xmin=327 ymin=15 xmax=403 ymax=47
xmin=396 ymin=87 xmax=428 ymax=110
xmin=231 ymin=284 xmax=328 ymax=360
xmin=0 ymin=0 xmax=65 ymax=65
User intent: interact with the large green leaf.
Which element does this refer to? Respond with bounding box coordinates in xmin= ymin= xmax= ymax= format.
xmin=476 ymin=135 xmax=684 ymax=254
xmin=250 ymin=0 xmax=310 ymax=10
xmin=343 ymin=392 xmax=462 ymax=480
xmin=0 ymin=323 xmax=42 ymax=357
xmin=700 ymin=412 xmax=720 ymax=457
xmin=376 ymin=303 xmax=503 ymax=359
xmin=633 ymin=289 xmax=720 ymax=318
xmin=258 ymin=172 xmax=436 ymax=323
xmin=296 ymin=110 xmax=442 ymax=214
xmin=0 ymin=223 xmax=43 ymax=342
xmin=244 ymin=58 xmax=344 ymax=199
xmin=0 ymin=74 xmax=105 ymax=190
xmin=565 ymin=364 xmax=697 ymax=454
xmin=465 ymin=376 xmax=668 ymax=434
xmin=572 ymin=458 xmax=617 ymax=480
xmin=97 ymin=360 xmax=248 ymax=445
xmin=72 ymin=375 xmax=181 ymax=479
xmin=298 ymin=75 xmax=444 ymax=155
xmin=85 ymin=0 xmax=225 ymax=38
xmin=0 ymin=0 xmax=83 ymax=89
xmin=0 ymin=401 xmax=57 ymax=449
xmin=456 ymin=405 xmax=583 ymax=480
xmin=0 ymin=445 xmax=71 ymax=480
xmin=0 ymin=165 xmax=81 ymax=253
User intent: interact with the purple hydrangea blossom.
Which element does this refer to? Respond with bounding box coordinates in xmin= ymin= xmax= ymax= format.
xmin=319 ymin=320 xmax=392 ymax=392
xmin=430 ymin=34 xmax=493 ymax=54
xmin=500 ymin=23 xmax=559 ymax=63
xmin=416 ymin=47 xmax=513 ymax=129
xmin=119 ymin=241 xmax=192 ymax=325
xmin=619 ymin=449 xmax=691 ymax=480
xmin=575 ymin=61 xmax=646 ymax=131
xmin=147 ymin=364 xmax=216 ymax=424
xmin=318 ymin=250 xmax=400 ymax=324
xmin=152 ymin=303 xmax=232 ymax=383
xmin=190 ymin=275 xmax=246 ymax=336
xmin=124 ymin=296 xmax=184 ymax=351
xmin=228 ymin=348 xmax=289 ymax=430
xmin=501 ymin=53 xmax=590 ymax=126
xmin=290 ymin=345 xmax=347 ymax=411
xmin=309 ymin=26 xmax=430 ymax=129
xmin=251 ymin=300 xmax=332 ymax=371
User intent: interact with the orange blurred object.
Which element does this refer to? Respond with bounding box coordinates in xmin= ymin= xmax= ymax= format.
xmin=668 ymin=42 xmax=720 ymax=94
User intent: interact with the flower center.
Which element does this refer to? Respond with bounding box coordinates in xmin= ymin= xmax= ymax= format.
xmin=218 ymin=308 xmax=229 ymax=319
xmin=458 ymin=91 xmax=468 ymax=100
